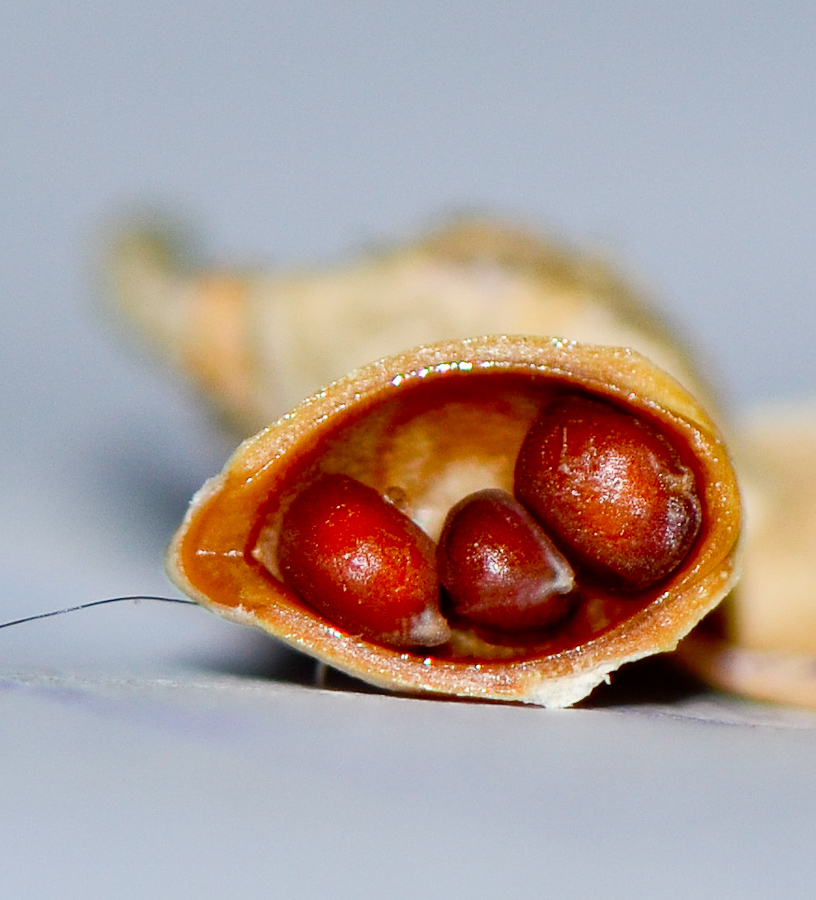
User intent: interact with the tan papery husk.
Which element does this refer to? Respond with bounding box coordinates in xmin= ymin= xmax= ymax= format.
xmin=678 ymin=400 xmax=816 ymax=708
xmin=167 ymin=336 xmax=741 ymax=708
xmin=108 ymin=218 xmax=714 ymax=433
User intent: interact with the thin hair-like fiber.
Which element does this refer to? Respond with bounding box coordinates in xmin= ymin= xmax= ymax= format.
xmin=0 ymin=596 xmax=197 ymax=630
xmin=0 ymin=594 xmax=334 ymax=689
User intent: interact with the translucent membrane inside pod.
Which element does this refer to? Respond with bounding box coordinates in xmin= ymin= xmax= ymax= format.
xmin=167 ymin=336 xmax=741 ymax=708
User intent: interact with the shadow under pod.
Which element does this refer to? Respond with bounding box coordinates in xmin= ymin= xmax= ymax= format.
xmin=189 ymin=626 xmax=707 ymax=707
xmin=580 ymin=654 xmax=709 ymax=708
xmin=188 ymin=629 xmax=386 ymax=696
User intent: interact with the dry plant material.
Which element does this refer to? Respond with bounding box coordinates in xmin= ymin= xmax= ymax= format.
xmin=167 ymin=337 xmax=741 ymax=707
xmin=108 ymin=217 xmax=712 ymax=432
xmin=120 ymin=215 xmax=816 ymax=709
xmin=678 ymin=403 xmax=816 ymax=709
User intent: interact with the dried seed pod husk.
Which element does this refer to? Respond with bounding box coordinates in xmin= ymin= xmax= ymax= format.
xmin=678 ymin=400 xmax=816 ymax=708
xmin=167 ymin=336 xmax=741 ymax=707
xmin=108 ymin=218 xmax=713 ymax=433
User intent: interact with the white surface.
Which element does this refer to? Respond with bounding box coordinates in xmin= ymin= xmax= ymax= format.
xmin=3 ymin=670 xmax=816 ymax=900
xmin=2 ymin=4 xmax=816 ymax=898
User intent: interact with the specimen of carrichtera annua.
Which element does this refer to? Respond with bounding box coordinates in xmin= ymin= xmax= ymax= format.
xmin=106 ymin=216 xmax=816 ymax=709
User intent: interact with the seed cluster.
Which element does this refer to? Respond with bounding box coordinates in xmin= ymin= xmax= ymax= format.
xmin=276 ymin=393 xmax=702 ymax=648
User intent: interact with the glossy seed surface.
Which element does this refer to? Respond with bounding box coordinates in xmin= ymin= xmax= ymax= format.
xmin=514 ymin=394 xmax=701 ymax=590
xmin=437 ymin=489 xmax=576 ymax=632
xmin=277 ymin=474 xmax=449 ymax=646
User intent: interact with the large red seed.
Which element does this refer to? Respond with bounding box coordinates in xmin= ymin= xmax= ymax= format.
xmin=514 ymin=394 xmax=702 ymax=590
xmin=277 ymin=474 xmax=450 ymax=647
xmin=437 ymin=489 xmax=576 ymax=632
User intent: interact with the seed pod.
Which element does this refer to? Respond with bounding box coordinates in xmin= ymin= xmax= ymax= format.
xmin=677 ymin=402 xmax=816 ymax=709
xmin=108 ymin=218 xmax=713 ymax=432
xmin=167 ymin=336 xmax=741 ymax=707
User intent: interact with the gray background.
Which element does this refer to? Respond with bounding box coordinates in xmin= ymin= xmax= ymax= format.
xmin=4 ymin=3 xmax=815 ymax=607
xmin=2 ymin=4 xmax=816 ymax=898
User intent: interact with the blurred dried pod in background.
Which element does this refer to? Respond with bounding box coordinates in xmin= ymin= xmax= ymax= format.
xmin=106 ymin=216 xmax=713 ymax=433
xmin=678 ymin=401 xmax=816 ymax=709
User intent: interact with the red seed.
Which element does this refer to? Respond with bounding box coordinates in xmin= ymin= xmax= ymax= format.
xmin=277 ymin=474 xmax=450 ymax=647
xmin=514 ymin=394 xmax=701 ymax=590
xmin=437 ymin=489 xmax=576 ymax=632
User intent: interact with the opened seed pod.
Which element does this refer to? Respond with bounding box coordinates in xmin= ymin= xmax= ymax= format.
xmin=678 ymin=401 xmax=816 ymax=709
xmin=108 ymin=218 xmax=711 ymax=432
xmin=168 ymin=335 xmax=741 ymax=707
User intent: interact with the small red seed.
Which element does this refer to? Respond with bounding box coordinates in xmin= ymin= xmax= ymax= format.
xmin=514 ymin=394 xmax=702 ymax=590
xmin=437 ymin=489 xmax=576 ymax=632
xmin=277 ymin=474 xmax=450 ymax=647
